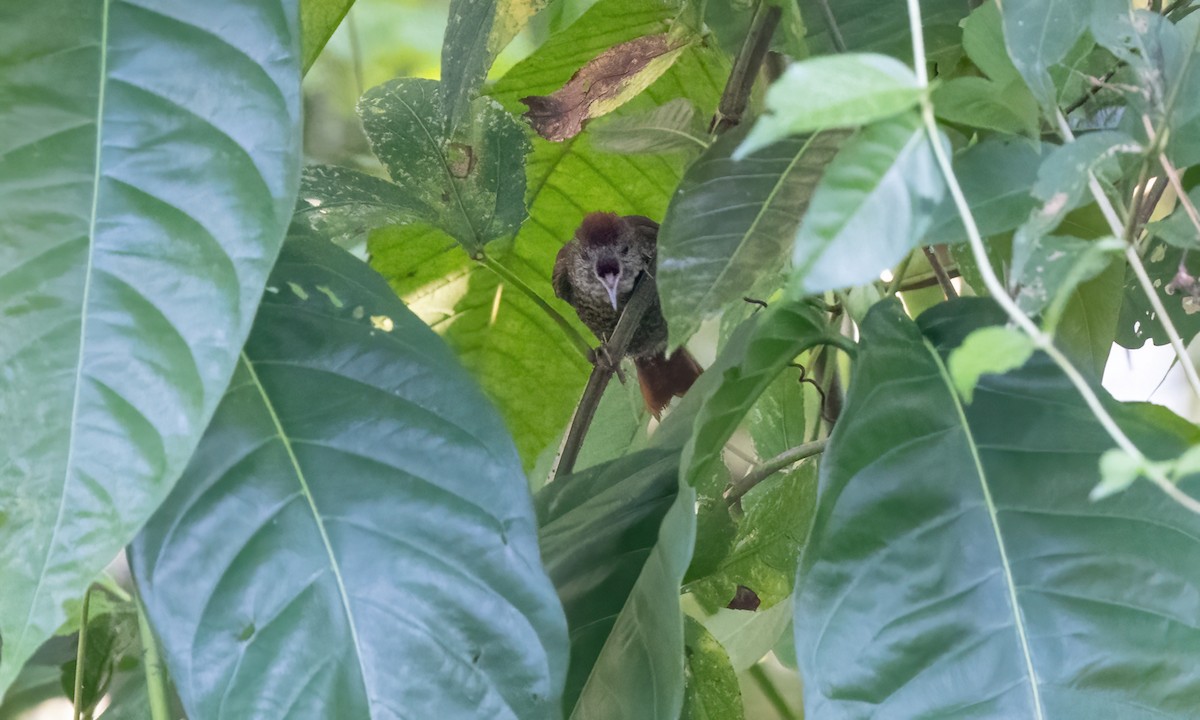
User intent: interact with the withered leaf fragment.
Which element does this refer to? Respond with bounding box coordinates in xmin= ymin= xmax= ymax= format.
xmin=521 ymin=33 xmax=687 ymax=141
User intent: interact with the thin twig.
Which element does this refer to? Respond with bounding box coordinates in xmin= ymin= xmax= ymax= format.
xmin=814 ymin=0 xmax=847 ymax=53
xmin=1134 ymin=175 xmax=1168 ymax=234
xmin=552 ymin=276 xmax=658 ymax=479
xmin=896 ymin=270 xmax=963 ymax=293
xmin=1063 ymin=67 xmax=1120 ymax=115
xmin=885 ymin=251 xmax=917 ymax=296
xmin=711 ymin=2 xmax=782 ymax=133
xmin=922 ymin=245 xmax=958 ymax=299
xmin=727 ymin=439 xmax=827 ymax=504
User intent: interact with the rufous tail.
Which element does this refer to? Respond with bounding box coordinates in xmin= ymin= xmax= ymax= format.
xmin=635 ymin=348 xmax=703 ymax=418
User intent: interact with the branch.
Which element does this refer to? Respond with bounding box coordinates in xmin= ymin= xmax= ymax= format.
xmin=552 ymin=276 xmax=657 ymax=479
xmin=137 ymin=592 xmax=171 ymax=720
xmin=711 ymin=2 xmax=782 ymax=133
xmin=922 ymin=245 xmax=958 ymax=299
xmin=726 ymin=439 xmax=828 ymax=504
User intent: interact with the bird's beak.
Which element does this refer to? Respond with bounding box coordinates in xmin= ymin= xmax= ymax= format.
xmin=601 ymin=275 xmax=620 ymax=310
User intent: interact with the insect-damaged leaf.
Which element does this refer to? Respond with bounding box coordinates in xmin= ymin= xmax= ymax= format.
xmin=521 ymin=33 xmax=690 ymax=141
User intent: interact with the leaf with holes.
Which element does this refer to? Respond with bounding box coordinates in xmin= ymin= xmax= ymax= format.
xmin=130 ymin=234 xmax=569 ymax=719
xmin=796 ymin=298 xmax=1200 ymax=717
xmin=0 ymin=0 xmax=300 ymax=695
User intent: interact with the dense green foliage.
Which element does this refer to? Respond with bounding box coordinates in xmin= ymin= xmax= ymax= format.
xmin=5 ymin=0 xmax=1200 ymax=718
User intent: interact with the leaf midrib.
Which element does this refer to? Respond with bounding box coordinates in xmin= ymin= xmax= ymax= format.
xmin=17 ymin=0 xmax=112 ymax=665
xmin=923 ymin=337 xmax=1045 ymax=719
xmin=240 ymin=351 xmax=376 ymax=719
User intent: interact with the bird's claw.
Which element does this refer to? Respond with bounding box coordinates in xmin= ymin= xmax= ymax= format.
xmin=589 ymin=342 xmax=626 ymax=384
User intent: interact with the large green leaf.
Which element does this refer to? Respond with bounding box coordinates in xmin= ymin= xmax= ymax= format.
xmin=130 ymin=234 xmax=568 ymax=719
xmin=658 ymin=129 xmax=842 ymax=348
xmin=790 ymin=113 xmax=948 ymax=295
xmin=0 ymin=0 xmax=300 ymax=695
xmin=369 ymin=0 xmax=727 ymax=468
xmin=796 ymin=298 xmax=1200 ymax=717
xmin=537 ymin=450 xmax=695 ymax=720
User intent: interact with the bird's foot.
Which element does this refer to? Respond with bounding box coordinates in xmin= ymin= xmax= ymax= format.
xmin=589 ymin=342 xmax=626 ymax=384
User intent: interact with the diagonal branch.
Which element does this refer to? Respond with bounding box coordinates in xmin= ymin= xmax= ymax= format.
xmin=551 ymin=275 xmax=657 ymax=479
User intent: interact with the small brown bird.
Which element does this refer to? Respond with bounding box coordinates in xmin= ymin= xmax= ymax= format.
xmin=553 ymin=212 xmax=702 ymax=417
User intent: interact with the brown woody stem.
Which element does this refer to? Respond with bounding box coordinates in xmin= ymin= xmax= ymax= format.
xmin=552 ymin=276 xmax=657 ymax=479
xmin=711 ymin=1 xmax=782 ymax=133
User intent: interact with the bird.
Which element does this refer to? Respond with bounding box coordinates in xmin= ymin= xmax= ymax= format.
xmin=552 ymin=212 xmax=702 ymax=417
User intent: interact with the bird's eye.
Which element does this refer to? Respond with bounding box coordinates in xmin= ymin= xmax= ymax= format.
xmin=619 ymin=245 xmax=629 ymax=254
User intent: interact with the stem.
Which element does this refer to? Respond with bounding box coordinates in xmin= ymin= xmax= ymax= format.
xmin=814 ymin=0 xmax=847 ymax=53
xmin=885 ymin=250 xmax=917 ymax=296
xmin=1053 ymin=111 xmax=1200 ymax=399
xmin=97 ymin=572 xmax=132 ymax=603
xmin=137 ymin=595 xmax=171 ymax=720
xmin=551 ymin=276 xmax=658 ymax=479
xmin=727 ymin=439 xmax=827 ymax=504
xmin=72 ymin=586 xmax=93 ymax=720
xmin=479 ymin=254 xmax=592 ymax=359
xmin=748 ymin=664 xmax=800 ymax=720
xmin=711 ymin=1 xmax=782 ymax=133
xmin=922 ymin=245 xmax=958 ymax=299
xmin=909 ymin=0 xmax=1200 ymax=513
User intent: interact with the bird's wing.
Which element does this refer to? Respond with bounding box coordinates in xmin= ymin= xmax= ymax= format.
xmin=552 ymin=242 xmax=574 ymax=303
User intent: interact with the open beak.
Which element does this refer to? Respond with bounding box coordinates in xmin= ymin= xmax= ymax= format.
xmin=600 ymin=275 xmax=620 ymax=310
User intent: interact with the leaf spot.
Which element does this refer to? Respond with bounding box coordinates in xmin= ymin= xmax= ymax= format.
xmin=287 ymin=282 xmax=309 ymax=300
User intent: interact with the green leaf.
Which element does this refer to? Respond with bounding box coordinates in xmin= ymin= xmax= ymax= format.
xmin=947 ymin=325 xmax=1036 ymax=402
xmin=798 ymin=0 xmax=969 ymax=59
xmin=1014 ymin=235 xmax=1124 ymax=327
xmin=999 ymin=0 xmax=1094 ymax=109
xmin=1054 ymin=256 xmax=1125 ymax=379
xmin=1092 ymin=448 xmax=1144 ymax=500
xmin=961 ymin=0 xmax=1022 ymax=85
xmin=682 ymin=617 xmax=744 ymax=720
xmin=537 ymin=450 xmax=695 ymax=720
xmin=300 ymin=0 xmax=355 ymax=72
xmin=932 ymin=76 xmax=1039 ymax=137
xmin=926 ymin=138 xmax=1046 ymax=245
xmin=1116 ymin=236 xmax=1200 ymax=348
xmin=790 ymin=113 xmax=948 ymax=295
xmin=59 ymin=604 xmax=139 ymax=716
xmin=295 ymin=165 xmax=427 ymax=251
xmin=691 ymin=464 xmax=818 ymax=611
xmin=796 ymin=298 xmax=1200 ymax=717
xmin=673 ymin=302 xmax=830 ymax=493
xmin=0 ymin=0 xmax=301 ymax=695
xmin=354 ymin=77 xmax=529 ymax=255
xmin=0 ymin=664 xmax=63 ymax=720
xmin=658 ymin=128 xmax=843 ymax=348
xmin=587 ymin=98 xmax=708 ymax=155
xmin=131 ymin=234 xmax=568 ymax=720
xmin=1148 ymin=185 xmax=1200 ymax=251
xmin=736 ymin=54 xmax=922 ymax=157
xmin=701 ymin=596 xmax=793 ymax=672
xmin=440 ymin=0 xmax=551 ymax=132
xmin=748 ymin=369 xmax=807 ymax=461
